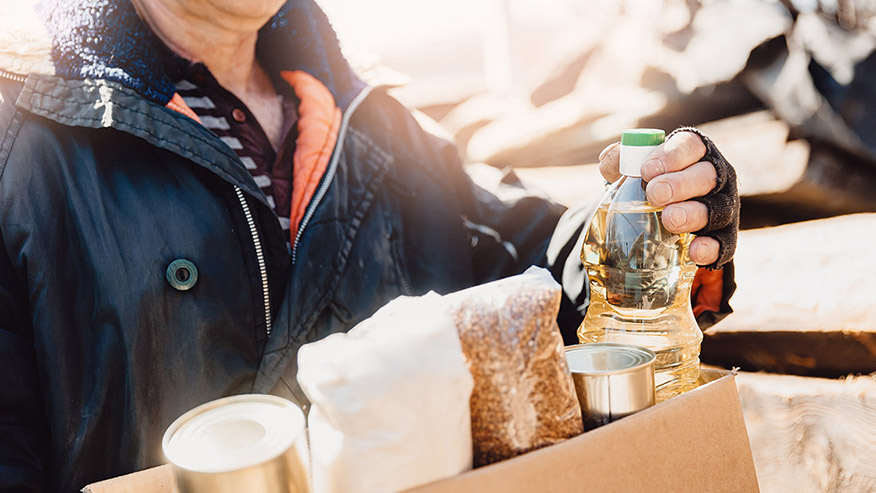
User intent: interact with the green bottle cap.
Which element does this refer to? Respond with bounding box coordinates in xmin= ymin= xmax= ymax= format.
xmin=621 ymin=129 xmax=665 ymax=147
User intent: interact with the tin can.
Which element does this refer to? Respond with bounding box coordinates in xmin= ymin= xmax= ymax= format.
xmin=565 ymin=343 xmax=656 ymax=430
xmin=163 ymin=394 xmax=310 ymax=493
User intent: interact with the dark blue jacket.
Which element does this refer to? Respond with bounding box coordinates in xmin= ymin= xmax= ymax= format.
xmin=0 ymin=1 xmax=733 ymax=491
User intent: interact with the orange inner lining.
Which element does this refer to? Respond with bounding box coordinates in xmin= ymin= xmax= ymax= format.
xmin=691 ymin=267 xmax=723 ymax=317
xmin=166 ymin=93 xmax=202 ymax=124
xmin=280 ymin=70 xmax=342 ymax=240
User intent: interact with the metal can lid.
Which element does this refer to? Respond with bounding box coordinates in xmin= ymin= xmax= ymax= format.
xmin=163 ymin=394 xmax=305 ymax=474
xmin=565 ymin=343 xmax=656 ymax=375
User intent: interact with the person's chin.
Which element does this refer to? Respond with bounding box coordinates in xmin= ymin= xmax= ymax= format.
xmin=210 ymin=0 xmax=287 ymax=20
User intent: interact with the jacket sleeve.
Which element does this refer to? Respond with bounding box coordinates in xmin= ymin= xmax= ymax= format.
xmin=0 ymin=228 xmax=45 ymax=492
xmin=406 ymin=112 xmax=593 ymax=340
xmin=381 ymin=94 xmax=734 ymax=343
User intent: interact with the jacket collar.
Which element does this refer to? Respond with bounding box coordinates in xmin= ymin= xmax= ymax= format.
xmin=15 ymin=74 xmax=273 ymax=208
xmin=7 ymin=0 xmax=367 ymax=206
xmin=13 ymin=0 xmax=364 ymax=111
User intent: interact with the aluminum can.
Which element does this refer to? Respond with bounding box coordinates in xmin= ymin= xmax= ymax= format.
xmin=163 ymin=394 xmax=310 ymax=493
xmin=565 ymin=343 xmax=656 ymax=430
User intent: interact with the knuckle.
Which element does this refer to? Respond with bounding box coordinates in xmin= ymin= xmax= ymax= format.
xmin=697 ymin=159 xmax=718 ymax=177
xmin=664 ymin=172 xmax=686 ymax=195
xmin=689 ymin=201 xmax=709 ymax=230
xmin=693 ymin=161 xmax=718 ymax=193
xmin=678 ymin=132 xmax=706 ymax=161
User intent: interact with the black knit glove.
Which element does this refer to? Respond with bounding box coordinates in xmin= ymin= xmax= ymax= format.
xmin=668 ymin=127 xmax=739 ymax=269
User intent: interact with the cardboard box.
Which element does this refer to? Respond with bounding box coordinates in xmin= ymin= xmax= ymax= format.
xmin=83 ymin=369 xmax=758 ymax=493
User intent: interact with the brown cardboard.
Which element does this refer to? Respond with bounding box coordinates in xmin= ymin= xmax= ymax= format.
xmin=82 ymin=464 xmax=175 ymax=493
xmin=410 ymin=370 xmax=758 ymax=493
xmin=82 ymin=370 xmax=758 ymax=493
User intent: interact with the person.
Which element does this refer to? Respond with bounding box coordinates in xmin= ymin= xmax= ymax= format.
xmin=0 ymin=0 xmax=739 ymax=491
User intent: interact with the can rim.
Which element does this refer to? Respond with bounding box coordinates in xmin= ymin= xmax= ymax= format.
xmin=162 ymin=394 xmax=305 ymax=474
xmin=564 ymin=343 xmax=656 ymax=375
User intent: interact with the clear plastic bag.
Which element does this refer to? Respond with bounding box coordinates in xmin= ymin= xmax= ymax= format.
xmin=447 ymin=267 xmax=584 ymax=466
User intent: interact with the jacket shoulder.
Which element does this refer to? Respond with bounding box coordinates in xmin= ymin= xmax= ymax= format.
xmin=349 ymin=89 xmax=463 ymax=182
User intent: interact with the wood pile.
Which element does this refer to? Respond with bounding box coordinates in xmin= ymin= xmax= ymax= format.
xmin=380 ymin=0 xmax=876 ymax=227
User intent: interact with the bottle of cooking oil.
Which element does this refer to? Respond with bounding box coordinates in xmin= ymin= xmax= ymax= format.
xmin=578 ymin=129 xmax=701 ymax=402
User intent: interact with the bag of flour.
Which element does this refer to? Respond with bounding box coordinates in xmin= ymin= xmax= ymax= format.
xmin=297 ymin=293 xmax=474 ymax=493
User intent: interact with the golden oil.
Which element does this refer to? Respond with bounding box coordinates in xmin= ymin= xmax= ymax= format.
xmin=577 ymin=130 xmax=702 ymax=402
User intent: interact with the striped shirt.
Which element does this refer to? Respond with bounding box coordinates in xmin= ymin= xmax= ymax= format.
xmin=171 ymin=63 xmax=299 ymax=242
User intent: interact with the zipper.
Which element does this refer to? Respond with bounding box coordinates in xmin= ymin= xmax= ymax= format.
xmin=291 ymin=85 xmax=375 ymax=265
xmin=235 ymin=186 xmax=272 ymax=337
xmin=0 ymin=69 xmax=26 ymax=83
xmin=236 ymin=85 xmax=375 ymax=337
xmin=399 ymin=260 xmax=413 ymax=295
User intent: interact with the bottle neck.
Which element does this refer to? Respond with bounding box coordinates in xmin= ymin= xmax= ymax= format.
xmin=619 ymin=144 xmax=659 ymax=178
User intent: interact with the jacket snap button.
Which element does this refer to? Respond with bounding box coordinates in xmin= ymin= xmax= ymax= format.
xmin=166 ymin=259 xmax=198 ymax=291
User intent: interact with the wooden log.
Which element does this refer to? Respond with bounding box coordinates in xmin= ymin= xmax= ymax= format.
xmin=734 ymin=371 xmax=876 ymax=492
xmin=465 ymin=81 xmax=764 ymax=169
xmin=742 ymin=143 xmax=876 ymax=220
xmin=511 ymin=110 xmax=876 ymax=228
xmin=700 ymin=111 xmax=876 ymax=224
xmin=510 ymin=111 xmax=808 ymax=209
xmin=698 ymin=112 xmax=806 ymax=196
xmin=702 ymin=214 xmax=876 ymax=376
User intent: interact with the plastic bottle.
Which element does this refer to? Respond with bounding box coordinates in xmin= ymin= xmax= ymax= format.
xmin=577 ymin=129 xmax=702 ymax=401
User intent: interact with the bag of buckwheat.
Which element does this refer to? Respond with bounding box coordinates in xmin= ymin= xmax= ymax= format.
xmin=446 ymin=267 xmax=583 ymax=467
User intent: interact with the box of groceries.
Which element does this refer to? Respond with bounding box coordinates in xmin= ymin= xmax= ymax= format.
xmin=84 ymin=269 xmax=758 ymax=493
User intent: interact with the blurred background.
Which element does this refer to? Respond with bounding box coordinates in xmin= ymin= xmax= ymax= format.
xmin=318 ymin=1 xmax=876 ymax=491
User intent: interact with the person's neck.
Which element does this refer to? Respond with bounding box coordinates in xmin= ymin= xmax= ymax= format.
xmin=131 ymin=0 xmax=267 ymax=97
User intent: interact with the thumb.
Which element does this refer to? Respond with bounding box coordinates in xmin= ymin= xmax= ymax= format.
xmin=598 ymin=142 xmax=621 ymax=183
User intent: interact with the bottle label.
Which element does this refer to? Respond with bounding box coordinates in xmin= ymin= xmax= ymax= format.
xmin=619 ymin=144 xmax=659 ymax=177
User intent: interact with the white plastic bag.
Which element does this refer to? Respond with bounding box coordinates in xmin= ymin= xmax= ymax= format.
xmin=297 ymin=293 xmax=474 ymax=493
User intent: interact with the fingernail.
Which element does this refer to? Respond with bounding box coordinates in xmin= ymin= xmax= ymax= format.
xmin=666 ymin=207 xmax=686 ymax=229
xmin=643 ymin=158 xmax=664 ymax=179
xmin=650 ymin=182 xmax=673 ymax=204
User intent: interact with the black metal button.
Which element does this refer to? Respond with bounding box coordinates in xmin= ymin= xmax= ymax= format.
xmin=166 ymin=259 xmax=198 ymax=291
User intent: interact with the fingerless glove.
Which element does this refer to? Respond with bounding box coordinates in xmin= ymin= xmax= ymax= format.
xmin=668 ymin=127 xmax=740 ymax=269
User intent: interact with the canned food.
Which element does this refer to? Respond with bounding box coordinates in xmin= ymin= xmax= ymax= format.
xmin=565 ymin=343 xmax=656 ymax=430
xmin=163 ymin=394 xmax=310 ymax=493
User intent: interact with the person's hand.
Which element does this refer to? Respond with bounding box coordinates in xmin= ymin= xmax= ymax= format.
xmin=597 ymin=131 xmax=731 ymax=267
